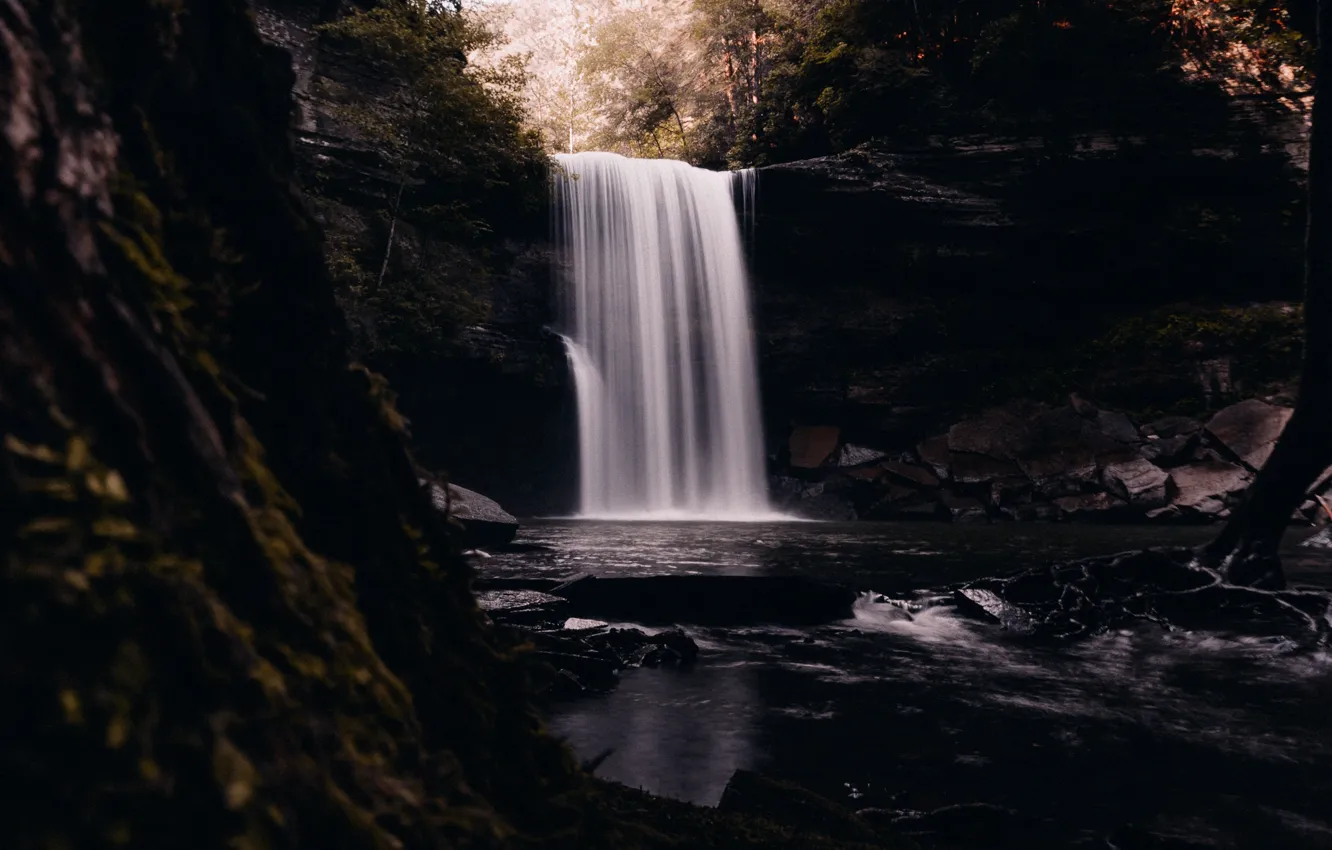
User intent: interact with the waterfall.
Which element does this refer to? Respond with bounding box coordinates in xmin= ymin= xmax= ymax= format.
xmin=554 ymin=152 xmax=774 ymax=520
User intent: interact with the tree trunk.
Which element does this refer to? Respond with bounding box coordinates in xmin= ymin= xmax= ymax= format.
xmin=376 ymin=175 xmax=408 ymax=290
xmin=1201 ymin=0 xmax=1332 ymax=588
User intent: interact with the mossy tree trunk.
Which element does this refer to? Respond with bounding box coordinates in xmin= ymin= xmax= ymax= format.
xmin=1201 ymin=0 xmax=1332 ymax=588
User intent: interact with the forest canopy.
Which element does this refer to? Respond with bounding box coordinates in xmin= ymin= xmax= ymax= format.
xmin=473 ymin=0 xmax=1313 ymax=168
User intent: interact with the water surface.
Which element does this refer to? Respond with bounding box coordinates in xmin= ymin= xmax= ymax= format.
xmin=486 ymin=521 xmax=1332 ymax=849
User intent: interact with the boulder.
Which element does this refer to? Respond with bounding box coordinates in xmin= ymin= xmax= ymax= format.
xmin=1015 ymin=407 xmax=1100 ymax=487
xmin=864 ymin=484 xmax=932 ymax=519
xmin=1140 ymin=432 xmax=1198 ymax=467
xmin=881 ymin=460 xmax=940 ymax=489
xmin=1102 ymin=459 xmax=1171 ymax=508
xmin=947 ymin=407 xmax=1031 ymax=458
xmin=989 ymin=476 xmax=1033 ymax=508
xmin=1095 ymin=409 xmax=1141 ymax=443
xmin=430 ymin=482 xmax=520 ymax=547
xmin=835 ymin=443 xmax=887 ymax=467
xmin=916 ymin=434 xmax=952 ymax=479
xmin=1169 ymin=461 xmax=1252 ymax=515
xmin=1205 ymin=399 xmax=1293 ymax=471
xmin=789 ymin=425 xmax=840 ymax=468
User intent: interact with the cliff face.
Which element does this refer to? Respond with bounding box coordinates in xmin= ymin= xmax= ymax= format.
xmin=751 ymin=122 xmax=1308 ymax=456
xmin=253 ymin=0 xmax=577 ymax=517
xmin=0 ymin=1 xmax=582 ymax=846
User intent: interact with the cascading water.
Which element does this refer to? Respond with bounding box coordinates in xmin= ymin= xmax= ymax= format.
xmin=554 ymin=152 xmax=774 ymax=520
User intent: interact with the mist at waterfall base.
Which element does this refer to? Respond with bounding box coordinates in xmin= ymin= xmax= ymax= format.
xmin=553 ymin=152 xmax=780 ymax=521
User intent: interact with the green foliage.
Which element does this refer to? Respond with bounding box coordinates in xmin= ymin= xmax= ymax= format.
xmin=317 ymin=0 xmax=547 ymax=359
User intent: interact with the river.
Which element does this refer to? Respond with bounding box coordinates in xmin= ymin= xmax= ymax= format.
xmin=482 ymin=521 xmax=1332 ymax=849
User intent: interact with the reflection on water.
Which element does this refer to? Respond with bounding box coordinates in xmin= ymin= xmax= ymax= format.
xmin=554 ymin=655 xmax=761 ymax=804
xmin=498 ymin=521 xmax=1332 ymax=848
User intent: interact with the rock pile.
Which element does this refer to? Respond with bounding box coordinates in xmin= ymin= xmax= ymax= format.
xmin=772 ymin=396 xmax=1328 ymax=524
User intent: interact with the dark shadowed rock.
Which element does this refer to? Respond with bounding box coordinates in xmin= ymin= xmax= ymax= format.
xmin=1141 ymin=432 xmax=1199 ymax=467
xmin=990 ymin=476 xmax=1033 ymax=508
xmin=430 ymin=482 xmax=520 ymax=547
xmin=789 ymin=425 xmax=840 ymax=468
xmin=882 ymin=460 xmax=940 ymax=489
xmin=1205 ymin=399 xmax=1293 ymax=471
xmin=1103 ymin=459 xmax=1171 ymax=508
xmin=917 ymin=434 xmax=953 ymax=479
xmin=719 ymin=770 xmax=880 ymax=843
xmin=948 ymin=407 xmax=1031 ymax=458
xmin=1095 ymin=409 xmax=1141 ymax=443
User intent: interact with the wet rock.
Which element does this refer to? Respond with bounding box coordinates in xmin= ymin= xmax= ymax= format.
xmin=953 ymin=587 xmax=1039 ymax=631
xmin=836 ymin=443 xmax=887 ymax=467
xmin=475 ymin=589 xmax=567 ymax=625
xmin=789 ymin=425 xmax=840 ymax=469
xmin=1302 ymin=527 xmax=1332 ymax=549
xmin=429 ymin=482 xmax=520 ymax=547
xmin=1205 ymin=399 xmax=1293 ymax=471
xmin=718 ymin=770 xmax=880 ymax=843
xmin=990 ymin=476 xmax=1033 ymax=508
xmin=1102 ymin=459 xmax=1171 ymax=508
xmin=864 ymin=484 xmax=933 ymax=519
xmin=881 ymin=460 xmax=940 ymax=489
xmin=1169 ymin=461 xmax=1252 ymax=516
xmin=1015 ymin=408 xmax=1100 ymax=488
xmin=942 ymin=491 xmax=990 ymax=523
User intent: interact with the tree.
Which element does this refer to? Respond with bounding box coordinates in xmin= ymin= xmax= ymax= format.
xmin=320 ymin=0 xmax=543 ymax=288
xmin=1201 ymin=0 xmax=1332 ymax=589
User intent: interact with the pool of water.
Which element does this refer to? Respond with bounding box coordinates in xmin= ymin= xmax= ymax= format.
xmin=482 ymin=521 xmax=1332 ymax=849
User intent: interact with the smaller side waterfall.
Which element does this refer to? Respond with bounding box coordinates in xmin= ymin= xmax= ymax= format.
xmin=554 ymin=152 xmax=777 ymax=520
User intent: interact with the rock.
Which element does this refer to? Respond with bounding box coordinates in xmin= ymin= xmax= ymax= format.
xmin=891 ymin=802 xmax=1039 ymax=846
xmin=1069 ymin=392 xmax=1098 ymax=418
xmin=989 ymin=476 xmax=1032 ymax=508
xmin=881 ymin=460 xmax=940 ymax=489
xmin=947 ymin=407 xmax=1030 ymax=458
xmin=793 ymin=493 xmax=858 ymax=521
xmin=1001 ymin=503 xmax=1060 ymax=521
xmin=863 ymin=484 xmax=932 ymax=519
xmin=1146 ymin=505 xmax=1182 ymax=522
xmin=835 ymin=443 xmax=887 ymax=467
xmin=942 ymin=491 xmax=989 ymax=523
xmin=1169 ymin=461 xmax=1252 ymax=516
xmin=718 ymin=770 xmax=880 ymax=844
xmin=789 ymin=425 xmax=840 ymax=469
xmin=1095 ymin=409 xmax=1140 ymax=443
xmin=953 ymin=588 xmax=1039 ymax=631
xmin=845 ymin=464 xmax=885 ymax=481
xmin=430 ymin=482 xmax=520 ymax=547
xmin=1140 ymin=432 xmax=1198 ymax=467
xmin=1303 ymin=527 xmax=1332 ymax=549
xmin=1205 ymin=399 xmax=1293 ymax=471
xmin=1015 ymin=408 xmax=1100 ymax=488
xmin=916 ymin=434 xmax=952 ymax=479
xmin=1102 ymin=459 xmax=1171 ymax=508
xmin=1053 ymin=492 xmax=1129 ymax=520
xmin=475 ymin=590 xmax=567 ymax=625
